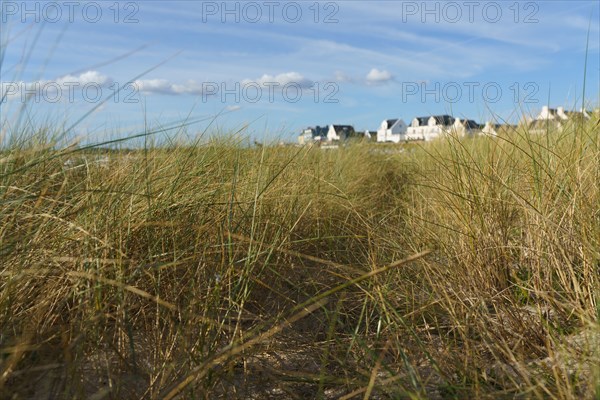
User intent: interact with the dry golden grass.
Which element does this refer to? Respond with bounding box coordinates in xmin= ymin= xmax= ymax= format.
xmin=0 ymin=116 xmax=599 ymax=399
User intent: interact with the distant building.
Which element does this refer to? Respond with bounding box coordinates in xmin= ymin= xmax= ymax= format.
xmin=480 ymin=121 xmax=517 ymax=136
xmin=529 ymin=106 xmax=591 ymax=133
xmin=451 ymin=118 xmax=481 ymax=136
xmin=362 ymin=129 xmax=380 ymax=140
xmin=481 ymin=121 xmax=501 ymax=136
xmin=298 ymin=125 xmax=328 ymax=145
xmin=407 ymin=115 xmax=456 ymax=141
xmin=376 ymin=118 xmax=408 ymax=143
xmin=327 ymin=125 xmax=355 ymax=141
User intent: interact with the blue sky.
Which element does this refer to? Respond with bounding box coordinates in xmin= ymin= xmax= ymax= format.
xmin=1 ymin=0 xmax=599 ymax=143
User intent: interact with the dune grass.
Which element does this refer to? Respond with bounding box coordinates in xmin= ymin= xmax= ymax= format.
xmin=0 ymin=116 xmax=599 ymax=399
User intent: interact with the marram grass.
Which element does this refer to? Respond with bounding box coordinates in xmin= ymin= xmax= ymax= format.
xmin=0 ymin=118 xmax=599 ymax=399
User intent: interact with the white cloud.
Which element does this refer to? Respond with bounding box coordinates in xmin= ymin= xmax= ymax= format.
xmin=131 ymin=72 xmax=315 ymax=98
xmin=172 ymin=81 xmax=205 ymax=95
xmin=133 ymin=79 xmax=175 ymax=94
xmin=0 ymin=70 xmax=114 ymax=102
xmin=56 ymin=70 xmax=112 ymax=86
xmin=242 ymin=72 xmax=313 ymax=88
xmin=133 ymin=79 xmax=206 ymax=95
xmin=366 ymin=68 xmax=393 ymax=84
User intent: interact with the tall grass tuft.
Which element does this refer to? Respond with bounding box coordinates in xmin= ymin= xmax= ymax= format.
xmin=0 ymin=113 xmax=598 ymax=398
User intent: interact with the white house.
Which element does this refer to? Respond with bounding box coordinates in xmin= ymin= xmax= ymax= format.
xmin=529 ymin=106 xmax=591 ymax=133
xmin=406 ymin=115 xmax=456 ymax=141
xmin=481 ymin=121 xmax=500 ymax=136
xmin=327 ymin=125 xmax=355 ymax=141
xmin=298 ymin=126 xmax=328 ymax=145
xmin=376 ymin=119 xmax=408 ymax=143
xmin=451 ymin=119 xmax=481 ymax=136
xmin=536 ymin=106 xmax=566 ymax=121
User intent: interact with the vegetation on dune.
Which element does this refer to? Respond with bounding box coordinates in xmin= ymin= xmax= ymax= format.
xmin=0 ymin=117 xmax=599 ymax=399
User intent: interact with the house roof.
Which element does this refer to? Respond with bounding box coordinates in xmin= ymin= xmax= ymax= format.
xmin=386 ymin=119 xmax=398 ymax=128
xmin=485 ymin=122 xmax=514 ymax=129
xmin=563 ymin=110 xmax=589 ymax=120
xmin=413 ymin=115 xmax=455 ymax=126
xmin=315 ymin=125 xmax=328 ymax=135
xmin=414 ymin=117 xmax=430 ymax=126
xmin=431 ymin=115 xmax=455 ymax=126
xmin=331 ymin=125 xmax=355 ymax=133
xmin=463 ymin=119 xmax=480 ymax=129
xmin=302 ymin=125 xmax=328 ymax=136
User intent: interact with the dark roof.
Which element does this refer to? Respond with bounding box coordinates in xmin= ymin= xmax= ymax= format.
xmin=386 ymin=119 xmax=398 ymax=128
xmin=431 ymin=115 xmax=455 ymax=126
xmin=414 ymin=116 xmax=430 ymax=126
xmin=563 ymin=110 xmax=589 ymax=119
xmin=315 ymin=125 xmax=328 ymax=135
xmin=541 ymin=108 xmax=559 ymax=117
xmin=331 ymin=125 xmax=355 ymax=134
xmin=484 ymin=123 xmax=502 ymax=129
xmin=302 ymin=125 xmax=328 ymax=137
xmin=463 ymin=119 xmax=480 ymax=129
xmin=413 ymin=115 xmax=455 ymax=126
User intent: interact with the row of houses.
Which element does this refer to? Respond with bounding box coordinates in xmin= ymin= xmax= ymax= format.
xmin=298 ymin=106 xmax=598 ymax=145
xmin=298 ymin=125 xmax=357 ymax=145
xmin=375 ymin=115 xmax=493 ymax=143
xmin=528 ymin=106 xmax=594 ymax=134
